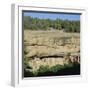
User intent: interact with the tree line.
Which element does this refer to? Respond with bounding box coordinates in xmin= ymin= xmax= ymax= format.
xmin=24 ymin=16 xmax=80 ymax=32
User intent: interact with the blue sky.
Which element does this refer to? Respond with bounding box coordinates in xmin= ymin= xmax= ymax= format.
xmin=23 ymin=11 xmax=80 ymax=21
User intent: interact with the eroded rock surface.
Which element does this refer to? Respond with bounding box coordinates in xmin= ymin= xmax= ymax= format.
xmin=24 ymin=30 xmax=80 ymax=71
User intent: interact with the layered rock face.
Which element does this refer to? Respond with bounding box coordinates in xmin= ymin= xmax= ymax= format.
xmin=24 ymin=30 xmax=80 ymax=71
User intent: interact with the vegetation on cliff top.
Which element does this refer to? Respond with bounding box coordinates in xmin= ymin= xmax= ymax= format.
xmin=24 ymin=16 xmax=80 ymax=32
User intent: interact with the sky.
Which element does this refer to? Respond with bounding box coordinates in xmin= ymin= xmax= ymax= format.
xmin=23 ymin=11 xmax=80 ymax=21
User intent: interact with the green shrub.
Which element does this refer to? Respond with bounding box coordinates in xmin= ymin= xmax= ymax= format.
xmin=50 ymin=64 xmax=64 ymax=73
xmin=38 ymin=65 xmax=50 ymax=73
xmin=24 ymin=62 xmax=80 ymax=77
